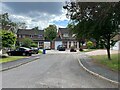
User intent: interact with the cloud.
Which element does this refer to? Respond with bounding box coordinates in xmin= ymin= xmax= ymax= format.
xmin=3 ymin=2 xmax=63 ymax=15
xmin=0 ymin=3 xmax=13 ymax=14
xmin=1 ymin=2 xmax=69 ymax=30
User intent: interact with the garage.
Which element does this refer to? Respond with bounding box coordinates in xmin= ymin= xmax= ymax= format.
xmin=55 ymin=41 xmax=62 ymax=50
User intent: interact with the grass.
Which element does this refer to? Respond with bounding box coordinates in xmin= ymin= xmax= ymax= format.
xmin=91 ymin=54 xmax=120 ymax=71
xmin=0 ymin=56 xmax=27 ymax=64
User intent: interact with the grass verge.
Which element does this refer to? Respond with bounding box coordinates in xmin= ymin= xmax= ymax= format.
xmin=91 ymin=54 xmax=120 ymax=71
xmin=0 ymin=56 xmax=27 ymax=64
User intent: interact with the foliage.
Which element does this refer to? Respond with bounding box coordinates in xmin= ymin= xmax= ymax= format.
xmin=31 ymin=43 xmax=38 ymax=47
xmin=21 ymin=38 xmax=33 ymax=48
xmin=1 ymin=30 xmax=16 ymax=48
xmin=32 ymin=26 xmax=39 ymax=30
xmin=70 ymin=45 xmax=75 ymax=49
xmin=0 ymin=13 xmax=17 ymax=33
xmin=86 ymin=41 xmax=94 ymax=49
xmin=0 ymin=13 xmax=27 ymax=33
xmin=38 ymin=50 xmax=43 ymax=54
xmin=63 ymin=2 xmax=120 ymax=59
xmin=44 ymin=25 xmax=57 ymax=41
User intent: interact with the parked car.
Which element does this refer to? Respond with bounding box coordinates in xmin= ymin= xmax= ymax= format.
xmin=30 ymin=47 xmax=39 ymax=54
xmin=70 ymin=46 xmax=76 ymax=52
xmin=7 ymin=47 xmax=32 ymax=56
xmin=57 ymin=45 xmax=66 ymax=51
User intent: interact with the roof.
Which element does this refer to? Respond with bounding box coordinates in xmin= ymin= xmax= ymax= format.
xmin=17 ymin=29 xmax=44 ymax=35
xmin=54 ymin=36 xmax=62 ymax=41
xmin=58 ymin=28 xmax=75 ymax=39
xmin=59 ymin=28 xmax=70 ymax=34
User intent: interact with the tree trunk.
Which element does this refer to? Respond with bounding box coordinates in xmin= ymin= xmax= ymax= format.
xmin=107 ymin=47 xmax=111 ymax=60
xmin=106 ymin=36 xmax=111 ymax=60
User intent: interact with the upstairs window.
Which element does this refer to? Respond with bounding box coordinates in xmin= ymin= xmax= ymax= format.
xmin=38 ymin=35 xmax=43 ymax=38
xmin=63 ymin=33 xmax=69 ymax=37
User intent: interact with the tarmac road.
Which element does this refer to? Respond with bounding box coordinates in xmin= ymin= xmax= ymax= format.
xmin=2 ymin=52 xmax=118 ymax=88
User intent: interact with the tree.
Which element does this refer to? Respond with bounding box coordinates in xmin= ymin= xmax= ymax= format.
xmin=87 ymin=41 xmax=94 ymax=49
xmin=0 ymin=13 xmax=27 ymax=33
xmin=0 ymin=13 xmax=18 ymax=33
xmin=31 ymin=43 xmax=38 ymax=47
xmin=44 ymin=25 xmax=57 ymax=41
xmin=16 ymin=22 xmax=27 ymax=29
xmin=63 ymin=2 xmax=120 ymax=60
xmin=32 ymin=26 xmax=39 ymax=30
xmin=1 ymin=30 xmax=16 ymax=48
xmin=21 ymin=38 xmax=33 ymax=48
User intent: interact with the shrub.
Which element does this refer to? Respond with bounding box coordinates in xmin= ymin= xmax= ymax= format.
xmin=31 ymin=43 xmax=37 ymax=47
xmin=38 ymin=50 xmax=42 ymax=54
xmin=87 ymin=41 xmax=94 ymax=49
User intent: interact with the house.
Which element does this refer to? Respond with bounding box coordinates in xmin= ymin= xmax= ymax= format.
xmin=54 ymin=28 xmax=80 ymax=49
xmin=17 ymin=28 xmax=80 ymax=50
xmin=111 ymin=33 xmax=120 ymax=50
xmin=17 ymin=29 xmax=44 ymax=48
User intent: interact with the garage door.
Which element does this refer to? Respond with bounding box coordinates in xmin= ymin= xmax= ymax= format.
xmin=55 ymin=41 xmax=62 ymax=49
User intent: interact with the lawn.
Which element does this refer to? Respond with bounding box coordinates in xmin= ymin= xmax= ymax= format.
xmin=0 ymin=56 xmax=27 ymax=63
xmin=91 ymin=54 xmax=120 ymax=71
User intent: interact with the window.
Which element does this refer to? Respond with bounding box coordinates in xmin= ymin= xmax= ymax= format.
xmin=30 ymin=35 xmax=33 ymax=38
xmin=19 ymin=35 xmax=22 ymax=38
xmin=63 ymin=33 xmax=69 ymax=37
xmin=38 ymin=35 xmax=43 ymax=38
xmin=23 ymin=35 xmax=25 ymax=38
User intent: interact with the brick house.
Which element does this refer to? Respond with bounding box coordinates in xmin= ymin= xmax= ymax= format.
xmin=17 ymin=29 xmax=44 ymax=48
xmin=54 ymin=28 xmax=80 ymax=49
xmin=17 ymin=28 xmax=80 ymax=49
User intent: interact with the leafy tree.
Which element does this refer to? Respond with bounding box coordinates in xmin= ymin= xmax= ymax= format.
xmin=31 ymin=43 xmax=38 ymax=47
xmin=1 ymin=30 xmax=16 ymax=48
xmin=0 ymin=13 xmax=27 ymax=33
xmin=0 ymin=13 xmax=17 ymax=33
xmin=32 ymin=26 xmax=39 ymax=30
xmin=44 ymin=25 xmax=57 ymax=41
xmin=87 ymin=41 xmax=94 ymax=49
xmin=21 ymin=38 xmax=33 ymax=48
xmin=16 ymin=22 xmax=27 ymax=29
xmin=63 ymin=2 xmax=120 ymax=60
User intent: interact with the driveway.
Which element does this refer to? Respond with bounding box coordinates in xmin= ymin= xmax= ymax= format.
xmin=2 ymin=51 xmax=118 ymax=88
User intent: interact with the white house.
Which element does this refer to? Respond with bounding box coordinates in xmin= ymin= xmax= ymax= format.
xmin=112 ymin=41 xmax=120 ymax=50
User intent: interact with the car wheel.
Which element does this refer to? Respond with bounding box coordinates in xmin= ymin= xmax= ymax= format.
xmin=22 ymin=53 xmax=26 ymax=56
xmin=29 ymin=54 xmax=32 ymax=56
xmin=8 ymin=53 xmax=12 ymax=56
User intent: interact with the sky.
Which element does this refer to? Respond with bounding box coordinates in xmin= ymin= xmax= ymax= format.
xmin=1 ymin=2 xmax=70 ymax=30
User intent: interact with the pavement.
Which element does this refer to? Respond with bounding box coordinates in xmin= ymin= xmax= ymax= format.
xmin=77 ymin=53 xmax=119 ymax=83
xmin=85 ymin=49 xmax=119 ymax=56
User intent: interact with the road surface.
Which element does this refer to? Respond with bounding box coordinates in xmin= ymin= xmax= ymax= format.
xmin=2 ymin=51 xmax=118 ymax=88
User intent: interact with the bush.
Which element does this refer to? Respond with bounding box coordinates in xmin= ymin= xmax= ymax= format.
xmin=38 ymin=50 xmax=42 ymax=54
xmin=21 ymin=38 xmax=33 ymax=48
xmin=31 ymin=43 xmax=37 ymax=47
xmin=87 ymin=41 xmax=94 ymax=49
xmin=70 ymin=46 xmax=75 ymax=49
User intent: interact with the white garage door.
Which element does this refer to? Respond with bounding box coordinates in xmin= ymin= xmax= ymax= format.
xmin=55 ymin=41 xmax=62 ymax=49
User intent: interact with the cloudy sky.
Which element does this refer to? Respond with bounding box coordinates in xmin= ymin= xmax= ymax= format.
xmin=1 ymin=2 xmax=70 ymax=30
